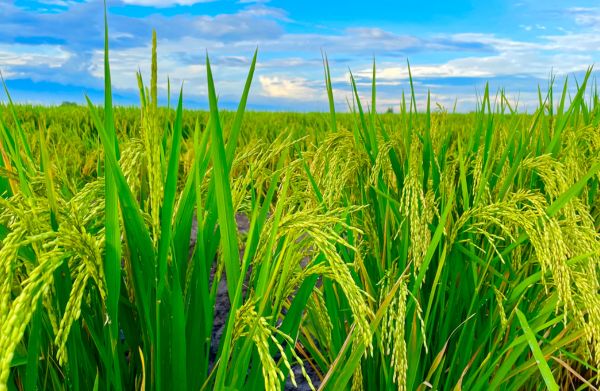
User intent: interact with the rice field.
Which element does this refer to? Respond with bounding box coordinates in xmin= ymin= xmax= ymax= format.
xmin=1 ymin=18 xmax=600 ymax=391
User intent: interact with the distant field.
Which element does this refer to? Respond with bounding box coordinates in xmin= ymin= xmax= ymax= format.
xmin=1 ymin=30 xmax=599 ymax=391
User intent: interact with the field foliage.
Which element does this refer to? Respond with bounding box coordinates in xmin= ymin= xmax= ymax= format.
xmin=1 ymin=14 xmax=600 ymax=391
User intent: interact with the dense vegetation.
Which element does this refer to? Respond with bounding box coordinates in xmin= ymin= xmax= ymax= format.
xmin=1 ymin=16 xmax=599 ymax=391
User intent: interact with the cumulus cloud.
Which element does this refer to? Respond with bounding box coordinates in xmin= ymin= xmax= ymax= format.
xmin=259 ymin=76 xmax=320 ymax=100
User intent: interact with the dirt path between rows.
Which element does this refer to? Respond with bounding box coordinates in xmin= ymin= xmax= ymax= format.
xmin=189 ymin=214 xmax=320 ymax=391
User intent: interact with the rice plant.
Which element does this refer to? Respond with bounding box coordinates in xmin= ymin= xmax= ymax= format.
xmin=1 ymin=8 xmax=600 ymax=391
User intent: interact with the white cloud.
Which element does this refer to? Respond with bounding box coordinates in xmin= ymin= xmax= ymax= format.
xmin=569 ymin=7 xmax=600 ymax=28
xmin=259 ymin=76 xmax=320 ymax=100
xmin=82 ymin=21 xmax=596 ymax=110
xmin=87 ymin=37 xmax=256 ymax=100
xmin=89 ymin=44 xmax=206 ymax=93
xmin=543 ymin=32 xmax=600 ymax=52
xmin=120 ymin=0 xmax=217 ymax=7
xmin=2 ymin=0 xmax=599 ymax=111
xmin=0 ymin=43 xmax=71 ymax=70
xmin=37 ymin=0 xmax=83 ymax=6
xmin=349 ymin=32 xmax=591 ymax=83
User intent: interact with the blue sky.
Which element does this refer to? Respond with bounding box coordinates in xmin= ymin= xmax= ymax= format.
xmin=1 ymin=0 xmax=600 ymax=111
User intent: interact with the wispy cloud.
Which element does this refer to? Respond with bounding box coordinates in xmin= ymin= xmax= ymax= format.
xmin=568 ymin=7 xmax=600 ymax=27
xmin=120 ymin=0 xmax=216 ymax=6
